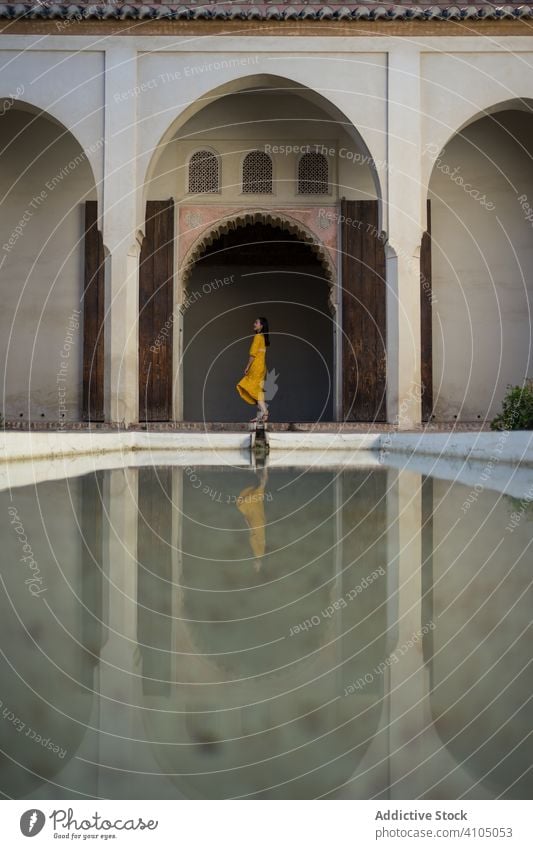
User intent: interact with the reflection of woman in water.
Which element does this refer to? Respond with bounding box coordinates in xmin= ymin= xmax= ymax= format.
xmin=236 ymin=316 xmax=270 ymax=424
xmin=236 ymin=466 xmax=268 ymax=571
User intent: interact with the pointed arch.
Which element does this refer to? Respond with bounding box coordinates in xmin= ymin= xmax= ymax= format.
xmin=180 ymin=208 xmax=336 ymax=313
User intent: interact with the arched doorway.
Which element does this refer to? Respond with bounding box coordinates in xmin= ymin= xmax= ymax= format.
xmin=0 ymin=102 xmax=100 ymax=423
xmin=180 ymin=216 xmax=335 ymax=423
xmin=139 ymin=75 xmax=386 ymax=422
xmin=140 ymin=74 xmax=387 ymax=424
xmin=425 ymin=103 xmax=533 ymax=422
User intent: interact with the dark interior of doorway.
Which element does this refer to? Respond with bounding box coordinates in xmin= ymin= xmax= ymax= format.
xmin=182 ymin=222 xmax=334 ymax=423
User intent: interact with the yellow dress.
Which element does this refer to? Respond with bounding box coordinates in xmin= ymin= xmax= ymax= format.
xmin=236 ymin=332 xmax=266 ymax=405
xmin=236 ymin=481 xmax=266 ymax=558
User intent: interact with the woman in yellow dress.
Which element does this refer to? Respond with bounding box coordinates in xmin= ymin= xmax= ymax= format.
xmin=236 ymin=316 xmax=270 ymax=423
xmin=235 ymin=466 xmax=269 ymax=571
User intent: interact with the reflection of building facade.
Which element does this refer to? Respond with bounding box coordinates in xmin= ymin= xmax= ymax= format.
xmin=0 ymin=464 xmax=530 ymax=798
xmin=2 ymin=6 xmax=533 ymax=425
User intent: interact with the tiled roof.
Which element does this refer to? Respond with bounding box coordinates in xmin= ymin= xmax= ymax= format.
xmin=1 ymin=2 xmax=533 ymax=22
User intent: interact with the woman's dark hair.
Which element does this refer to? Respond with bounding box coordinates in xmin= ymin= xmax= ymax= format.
xmin=257 ymin=316 xmax=270 ymax=346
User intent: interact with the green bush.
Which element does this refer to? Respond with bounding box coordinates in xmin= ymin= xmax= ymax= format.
xmin=490 ymin=378 xmax=533 ymax=430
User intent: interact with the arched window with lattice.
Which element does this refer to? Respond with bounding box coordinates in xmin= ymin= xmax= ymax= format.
xmin=188 ymin=149 xmax=220 ymax=194
xmin=242 ymin=151 xmax=273 ymax=194
xmin=297 ymin=152 xmax=329 ymax=195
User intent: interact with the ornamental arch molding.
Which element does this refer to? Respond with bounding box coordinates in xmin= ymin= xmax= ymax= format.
xmin=179 ymin=208 xmax=338 ymax=314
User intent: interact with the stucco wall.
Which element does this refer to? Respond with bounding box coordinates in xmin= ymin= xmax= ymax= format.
xmin=2 ymin=37 xmax=533 ymax=423
xmin=0 ymin=108 xmax=97 ymax=421
xmin=429 ymin=110 xmax=533 ymax=421
xmin=146 ymin=89 xmax=377 ymax=203
xmin=137 ymin=56 xmax=388 ymax=204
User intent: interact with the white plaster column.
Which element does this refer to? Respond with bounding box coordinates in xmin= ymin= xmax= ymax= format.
xmin=173 ymin=250 xmax=184 ymax=423
xmin=334 ymin=210 xmax=343 ymax=422
xmin=386 ymin=47 xmax=425 ymax=429
xmin=102 ymin=46 xmax=140 ymax=425
xmin=97 ymin=467 xmax=142 ymax=795
xmin=386 ymin=467 xmax=430 ymax=798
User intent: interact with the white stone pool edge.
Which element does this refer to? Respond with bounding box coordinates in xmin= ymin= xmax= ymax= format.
xmin=1 ymin=429 xmax=532 ymax=465
xmin=1 ymin=430 xmax=532 ymax=500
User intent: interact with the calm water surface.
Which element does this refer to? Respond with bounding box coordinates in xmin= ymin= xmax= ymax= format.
xmin=0 ymin=461 xmax=531 ymax=799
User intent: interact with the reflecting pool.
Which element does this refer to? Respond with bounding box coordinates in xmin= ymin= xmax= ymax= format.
xmin=0 ymin=457 xmax=531 ymax=799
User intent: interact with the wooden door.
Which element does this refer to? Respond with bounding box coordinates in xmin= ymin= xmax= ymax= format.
xmin=82 ymin=200 xmax=105 ymax=422
xmin=139 ymin=199 xmax=175 ymax=422
xmin=420 ymin=198 xmax=433 ymax=421
xmin=341 ymin=199 xmax=387 ymax=421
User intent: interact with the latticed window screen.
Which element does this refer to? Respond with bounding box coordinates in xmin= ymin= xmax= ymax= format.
xmin=242 ymin=151 xmax=273 ymax=194
xmin=188 ymin=150 xmax=219 ymax=193
xmin=297 ymin=152 xmax=329 ymax=194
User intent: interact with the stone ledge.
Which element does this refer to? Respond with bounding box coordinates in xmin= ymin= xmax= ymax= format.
xmin=2 ymin=419 xmax=494 ymax=432
xmin=0 ymin=427 xmax=531 ymax=464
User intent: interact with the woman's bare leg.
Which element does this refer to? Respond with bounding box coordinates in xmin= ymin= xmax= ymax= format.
xmin=258 ymin=400 xmax=268 ymax=419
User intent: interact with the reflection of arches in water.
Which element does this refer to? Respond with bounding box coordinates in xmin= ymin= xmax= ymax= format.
xmin=0 ymin=474 xmax=102 ymax=797
xmin=427 ymin=476 xmax=533 ymax=798
xmin=0 ymin=668 xmax=93 ymax=798
xmin=177 ymin=467 xmax=391 ymax=683
xmin=136 ymin=465 xmax=389 ymax=798
xmin=431 ymin=655 xmax=532 ymax=798
xmin=180 ymin=467 xmax=340 ymax=676
xmin=141 ymin=694 xmax=384 ymax=799
xmin=421 ymin=475 xmax=435 ymax=677
xmin=137 ymin=467 xmax=173 ymax=697
xmin=339 ymin=469 xmax=390 ymax=693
